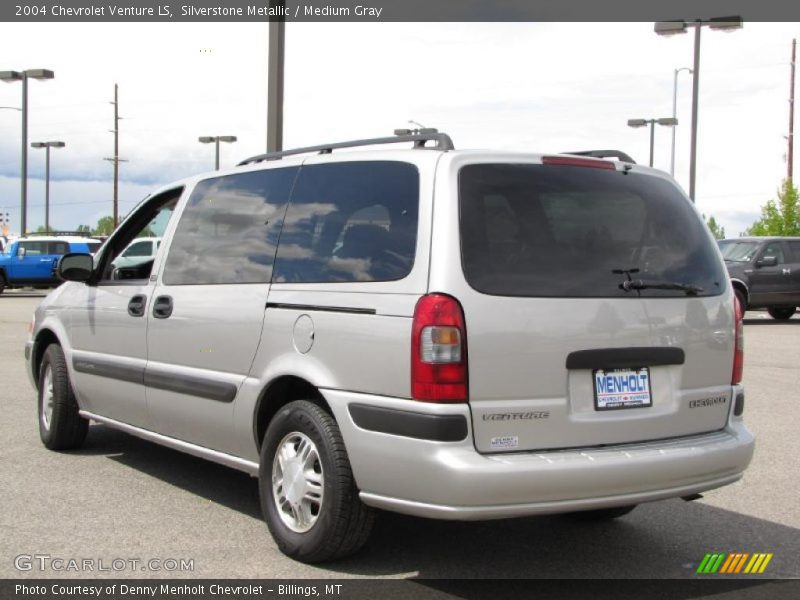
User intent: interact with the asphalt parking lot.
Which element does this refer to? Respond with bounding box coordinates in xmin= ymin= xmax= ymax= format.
xmin=1 ymin=291 xmax=798 ymax=580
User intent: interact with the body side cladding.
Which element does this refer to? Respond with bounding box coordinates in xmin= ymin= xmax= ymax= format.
xmin=71 ymin=356 xmax=237 ymax=403
xmin=348 ymin=403 xmax=469 ymax=442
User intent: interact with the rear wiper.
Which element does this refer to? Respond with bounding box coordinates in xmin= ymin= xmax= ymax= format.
xmin=620 ymin=279 xmax=703 ymax=295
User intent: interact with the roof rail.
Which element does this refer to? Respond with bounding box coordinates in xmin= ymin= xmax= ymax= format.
xmin=563 ymin=150 xmax=636 ymax=164
xmin=237 ymin=131 xmax=455 ymax=166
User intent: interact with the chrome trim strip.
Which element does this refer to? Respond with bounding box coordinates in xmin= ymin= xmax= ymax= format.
xmin=79 ymin=411 xmax=259 ymax=476
xmin=359 ymin=473 xmax=743 ymax=521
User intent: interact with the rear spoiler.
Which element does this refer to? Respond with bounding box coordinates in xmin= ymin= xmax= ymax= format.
xmin=563 ymin=150 xmax=636 ymax=164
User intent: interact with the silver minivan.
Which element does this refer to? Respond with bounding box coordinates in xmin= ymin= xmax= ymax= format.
xmin=25 ymin=132 xmax=754 ymax=562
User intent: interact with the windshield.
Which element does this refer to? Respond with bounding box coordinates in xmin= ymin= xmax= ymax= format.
xmin=718 ymin=240 xmax=759 ymax=262
xmin=459 ymin=164 xmax=725 ymax=298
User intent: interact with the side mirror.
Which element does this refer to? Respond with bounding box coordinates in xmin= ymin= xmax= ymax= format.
xmin=17 ymin=247 xmax=26 ymax=258
xmin=756 ymin=255 xmax=778 ymax=268
xmin=58 ymin=253 xmax=93 ymax=282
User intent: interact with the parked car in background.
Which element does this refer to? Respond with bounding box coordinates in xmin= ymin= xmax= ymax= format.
xmin=718 ymin=236 xmax=800 ymax=320
xmin=111 ymin=237 xmax=161 ymax=270
xmin=25 ymin=132 xmax=753 ymax=563
xmin=0 ymin=235 xmax=101 ymax=294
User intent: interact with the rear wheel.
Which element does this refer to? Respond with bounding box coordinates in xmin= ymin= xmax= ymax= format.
xmin=734 ymin=288 xmax=747 ymax=313
xmin=767 ymin=306 xmax=796 ymax=320
xmin=38 ymin=344 xmax=88 ymax=450
xmin=563 ymin=505 xmax=637 ymax=521
xmin=259 ymin=400 xmax=374 ymax=563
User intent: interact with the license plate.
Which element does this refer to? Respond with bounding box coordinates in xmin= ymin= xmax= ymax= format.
xmin=593 ymin=368 xmax=652 ymax=411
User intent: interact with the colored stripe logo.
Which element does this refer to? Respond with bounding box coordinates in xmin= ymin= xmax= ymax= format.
xmin=697 ymin=552 xmax=773 ymax=574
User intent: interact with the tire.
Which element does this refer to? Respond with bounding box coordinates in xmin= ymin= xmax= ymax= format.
xmin=0 ymin=274 xmax=6 ymax=295
xmin=767 ymin=306 xmax=796 ymax=320
xmin=734 ymin=288 xmax=746 ymax=313
xmin=562 ymin=505 xmax=637 ymax=521
xmin=259 ymin=400 xmax=374 ymax=563
xmin=38 ymin=344 xmax=88 ymax=450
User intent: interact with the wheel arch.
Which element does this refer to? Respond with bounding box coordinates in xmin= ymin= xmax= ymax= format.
xmin=32 ymin=328 xmax=62 ymax=387
xmin=730 ymin=278 xmax=749 ymax=306
xmin=252 ymin=375 xmax=330 ymax=451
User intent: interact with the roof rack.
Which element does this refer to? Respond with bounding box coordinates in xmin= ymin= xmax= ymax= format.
xmin=563 ymin=150 xmax=636 ymax=164
xmin=26 ymin=230 xmax=96 ymax=238
xmin=237 ymin=130 xmax=455 ymax=166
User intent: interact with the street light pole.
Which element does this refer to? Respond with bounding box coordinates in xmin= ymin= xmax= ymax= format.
xmin=655 ymin=17 xmax=742 ymax=201
xmin=627 ymin=118 xmax=678 ymax=167
xmin=671 ymin=67 xmax=692 ymax=176
xmin=31 ymin=141 xmax=65 ymax=232
xmin=0 ymin=69 xmax=55 ymax=235
xmin=689 ymin=23 xmax=702 ymax=201
xmin=198 ymin=136 xmax=237 ymax=170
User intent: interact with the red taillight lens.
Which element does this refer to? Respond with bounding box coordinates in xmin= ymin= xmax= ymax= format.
xmin=411 ymin=293 xmax=468 ymax=402
xmin=732 ymin=293 xmax=744 ymax=384
xmin=542 ymin=156 xmax=616 ymax=170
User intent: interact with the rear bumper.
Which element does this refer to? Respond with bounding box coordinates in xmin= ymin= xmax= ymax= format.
xmin=323 ymin=389 xmax=755 ymax=521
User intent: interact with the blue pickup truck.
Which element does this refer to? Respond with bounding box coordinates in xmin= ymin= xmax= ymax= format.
xmin=0 ymin=236 xmax=102 ymax=294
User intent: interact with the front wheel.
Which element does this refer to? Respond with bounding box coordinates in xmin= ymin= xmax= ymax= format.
xmin=767 ymin=306 xmax=796 ymax=320
xmin=38 ymin=344 xmax=88 ymax=450
xmin=259 ymin=400 xmax=374 ymax=563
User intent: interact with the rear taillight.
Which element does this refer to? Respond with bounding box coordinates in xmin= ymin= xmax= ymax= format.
xmin=732 ymin=293 xmax=744 ymax=384
xmin=411 ymin=293 xmax=468 ymax=402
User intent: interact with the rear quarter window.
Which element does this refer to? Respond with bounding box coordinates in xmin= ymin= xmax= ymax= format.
xmin=272 ymin=161 xmax=419 ymax=283
xmin=459 ymin=164 xmax=725 ymax=298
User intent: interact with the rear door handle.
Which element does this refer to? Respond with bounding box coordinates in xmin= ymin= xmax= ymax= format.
xmin=153 ymin=295 xmax=173 ymax=319
xmin=128 ymin=295 xmax=147 ymax=317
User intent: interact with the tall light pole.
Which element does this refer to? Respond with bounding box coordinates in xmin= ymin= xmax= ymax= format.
xmin=31 ymin=141 xmax=65 ymax=232
xmin=267 ymin=5 xmax=285 ymax=153
xmin=0 ymin=69 xmax=55 ymax=236
xmin=198 ymin=136 xmax=237 ymax=170
xmin=627 ymin=118 xmax=678 ymax=167
xmin=655 ymin=17 xmax=743 ymax=201
xmin=670 ymin=67 xmax=692 ymax=176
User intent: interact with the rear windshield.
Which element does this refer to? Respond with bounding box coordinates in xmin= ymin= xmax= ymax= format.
xmin=459 ymin=164 xmax=725 ymax=298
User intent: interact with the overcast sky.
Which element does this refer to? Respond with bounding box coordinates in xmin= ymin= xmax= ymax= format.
xmin=0 ymin=21 xmax=798 ymax=236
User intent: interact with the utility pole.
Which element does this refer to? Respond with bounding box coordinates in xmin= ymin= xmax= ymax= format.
xmin=104 ymin=83 xmax=126 ymax=227
xmin=789 ymin=38 xmax=796 ymax=182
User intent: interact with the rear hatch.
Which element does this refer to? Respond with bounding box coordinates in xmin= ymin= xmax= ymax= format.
xmin=457 ymin=160 xmax=734 ymax=453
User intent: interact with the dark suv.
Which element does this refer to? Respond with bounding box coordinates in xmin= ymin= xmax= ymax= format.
xmin=718 ymin=237 xmax=800 ymax=320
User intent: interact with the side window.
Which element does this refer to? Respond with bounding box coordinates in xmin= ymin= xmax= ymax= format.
xmin=20 ymin=241 xmax=45 ymax=255
xmin=48 ymin=241 xmax=69 ymax=255
xmin=123 ymin=240 xmax=153 ymax=257
xmin=761 ymin=242 xmax=785 ymax=264
xmin=162 ymin=167 xmax=298 ymax=285
xmin=99 ymin=188 xmax=182 ymax=282
xmin=273 ymin=161 xmax=419 ymax=283
xmin=787 ymin=241 xmax=800 ymax=262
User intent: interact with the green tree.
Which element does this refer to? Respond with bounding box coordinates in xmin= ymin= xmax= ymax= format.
xmin=746 ymin=179 xmax=800 ymax=236
xmin=76 ymin=224 xmax=92 ymax=233
xmin=34 ymin=225 xmax=52 ymax=234
xmin=703 ymin=214 xmax=726 ymax=240
xmin=94 ymin=216 xmax=116 ymax=236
